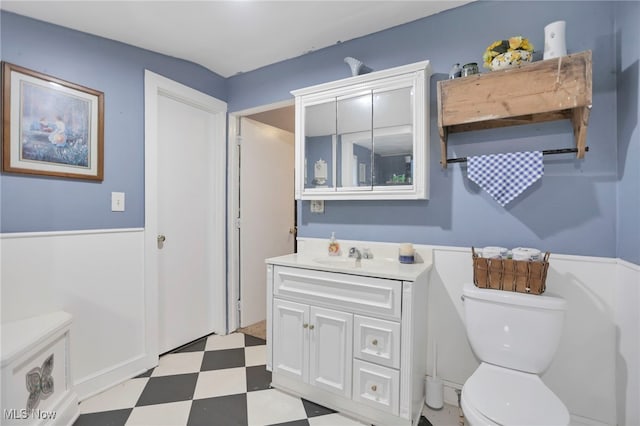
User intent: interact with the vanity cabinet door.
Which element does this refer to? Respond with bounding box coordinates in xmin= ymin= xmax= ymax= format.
xmin=309 ymin=306 xmax=353 ymax=398
xmin=272 ymin=299 xmax=309 ymax=382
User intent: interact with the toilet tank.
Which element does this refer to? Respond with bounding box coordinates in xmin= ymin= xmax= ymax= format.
xmin=462 ymin=283 xmax=567 ymax=374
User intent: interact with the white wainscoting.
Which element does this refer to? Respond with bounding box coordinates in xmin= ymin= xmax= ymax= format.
xmin=298 ymin=238 xmax=639 ymax=426
xmin=615 ymin=259 xmax=640 ymax=426
xmin=427 ymin=246 xmax=638 ymax=426
xmin=1 ymin=229 xmax=148 ymax=400
xmin=2 ymin=231 xmax=636 ymax=424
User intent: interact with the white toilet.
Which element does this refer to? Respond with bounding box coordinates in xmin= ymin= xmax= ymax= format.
xmin=461 ymin=283 xmax=570 ymax=426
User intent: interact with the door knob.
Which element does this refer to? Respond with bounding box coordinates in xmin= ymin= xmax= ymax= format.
xmin=157 ymin=235 xmax=166 ymax=248
xmin=289 ymin=227 xmax=297 ymax=235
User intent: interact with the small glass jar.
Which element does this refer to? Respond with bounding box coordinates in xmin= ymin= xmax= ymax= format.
xmin=462 ymin=62 xmax=479 ymax=77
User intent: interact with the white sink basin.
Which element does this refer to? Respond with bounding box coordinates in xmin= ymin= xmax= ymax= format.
xmin=312 ymin=256 xmax=397 ymax=269
xmin=313 ymin=257 xmax=358 ymax=267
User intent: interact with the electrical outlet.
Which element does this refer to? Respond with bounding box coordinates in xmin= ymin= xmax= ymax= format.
xmin=111 ymin=192 xmax=125 ymax=212
xmin=310 ymin=200 xmax=324 ymax=213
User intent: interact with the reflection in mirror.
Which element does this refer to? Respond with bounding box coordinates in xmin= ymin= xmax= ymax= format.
xmin=337 ymin=93 xmax=372 ymax=189
xmin=373 ymin=129 xmax=413 ymax=185
xmin=373 ymin=87 xmax=414 ymax=186
xmin=304 ymin=101 xmax=336 ymax=189
xmin=339 ymin=132 xmax=372 ymax=188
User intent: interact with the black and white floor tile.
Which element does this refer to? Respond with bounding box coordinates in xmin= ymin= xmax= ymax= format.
xmin=74 ymin=332 xmax=445 ymax=426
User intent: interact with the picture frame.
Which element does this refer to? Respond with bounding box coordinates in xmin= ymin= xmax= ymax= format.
xmin=2 ymin=62 xmax=104 ymax=181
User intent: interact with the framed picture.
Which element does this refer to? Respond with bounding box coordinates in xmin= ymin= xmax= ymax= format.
xmin=2 ymin=62 xmax=104 ymax=180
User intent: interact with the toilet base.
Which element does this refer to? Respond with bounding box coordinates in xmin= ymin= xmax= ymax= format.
xmin=461 ymin=389 xmax=496 ymax=426
xmin=461 ymin=363 xmax=569 ymax=426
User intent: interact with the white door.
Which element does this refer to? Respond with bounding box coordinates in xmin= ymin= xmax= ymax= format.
xmin=272 ymin=299 xmax=309 ymax=382
xmin=309 ymin=306 xmax=353 ymax=397
xmin=145 ymin=71 xmax=227 ymax=356
xmin=239 ymin=118 xmax=295 ymax=327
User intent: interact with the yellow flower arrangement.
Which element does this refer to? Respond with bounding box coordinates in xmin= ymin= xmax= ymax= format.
xmin=483 ymin=36 xmax=534 ymax=69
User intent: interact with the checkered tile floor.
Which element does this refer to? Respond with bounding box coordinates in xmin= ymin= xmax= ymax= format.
xmin=74 ymin=332 xmax=435 ymax=426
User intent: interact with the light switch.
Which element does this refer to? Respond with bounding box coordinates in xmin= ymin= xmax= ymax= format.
xmin=111 ymin=192 xmax=125 ymax=212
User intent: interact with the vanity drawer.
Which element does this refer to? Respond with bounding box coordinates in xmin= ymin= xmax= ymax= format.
xmin=354 ymin=315 xmax=400 ymax=369
xmin=273 ymin=266 xmax=402 ymax=320
xmin=352 ymin=359 xmax=399 ymax=415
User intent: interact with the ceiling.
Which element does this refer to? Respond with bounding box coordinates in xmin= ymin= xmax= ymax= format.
xmin=1 ymin=0 xmax=470 ymax=78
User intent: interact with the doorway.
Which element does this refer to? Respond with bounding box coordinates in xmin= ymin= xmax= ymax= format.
xmin=144 ymin=71 xmax=227 ymax=361
xmin=228 ymin=101 xmax=296 ymax=333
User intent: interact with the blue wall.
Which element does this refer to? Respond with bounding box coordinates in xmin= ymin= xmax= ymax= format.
xmin=0 ymin=11 xmax=227 ymax=232
xmin=615 ymin=2 xmax=640 ymax=265
xmin=1 ymin=3 xmax=638 ymax=263
xmin=228 ymin=1 xmax=635 ymax=260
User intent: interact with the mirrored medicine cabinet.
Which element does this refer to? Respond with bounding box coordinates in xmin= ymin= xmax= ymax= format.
xmin=291 ymin=60 xmax=431 ymax=200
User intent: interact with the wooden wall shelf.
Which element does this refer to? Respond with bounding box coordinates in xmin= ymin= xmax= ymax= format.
xmin=437 ymin=50 xmax=592 ymax=168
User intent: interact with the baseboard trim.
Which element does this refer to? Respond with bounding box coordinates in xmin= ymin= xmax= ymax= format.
xmin=74 ymin=353 xmax=152 ymax=401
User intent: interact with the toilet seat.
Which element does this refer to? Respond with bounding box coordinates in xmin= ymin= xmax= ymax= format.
xmin=462 ymin=363 xmax=570 ymax=426
xmin=461 ymin=393 xmax=498 ymax=426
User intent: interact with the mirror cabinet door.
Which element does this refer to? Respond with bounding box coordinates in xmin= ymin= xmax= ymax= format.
xmin=372 ymin=86 xmax=414 ymax=187
xmin=336 ymin=92 xmax=373 ymax=190
xmin=304 ymin=100 xmax=336 ymax=190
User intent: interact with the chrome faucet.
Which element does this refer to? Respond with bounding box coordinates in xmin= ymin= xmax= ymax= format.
xmin=348 ymin=247 xmax=362 ymax=263
xmin=349 ymin=247 xmax=362 ymax=268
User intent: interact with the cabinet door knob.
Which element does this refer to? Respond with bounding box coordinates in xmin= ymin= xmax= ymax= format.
xmin=303 ymin=323 xmax=309 ymax=329
xmin=372 ymin=339 xmax=378 ymax=346
xmin=309 ymin=324 xmax=315 ymax=330
xmin=371 ymin=385 xmax=377 ymax=392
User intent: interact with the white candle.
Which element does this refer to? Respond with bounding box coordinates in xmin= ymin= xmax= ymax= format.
xmin=399 ymin=243 xmax=414 ymax=256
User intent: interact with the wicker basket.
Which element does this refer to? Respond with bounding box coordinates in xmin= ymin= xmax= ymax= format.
xmin=471 ymin=247 xmax=550 ymax=295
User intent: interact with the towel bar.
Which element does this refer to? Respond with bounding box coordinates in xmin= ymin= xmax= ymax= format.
xmin=446 ymin=146 xmax=590 ymax=165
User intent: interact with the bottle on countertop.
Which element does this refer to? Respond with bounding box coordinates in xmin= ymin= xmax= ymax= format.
xmin=328 ymin=232 xmax=341 ymax=256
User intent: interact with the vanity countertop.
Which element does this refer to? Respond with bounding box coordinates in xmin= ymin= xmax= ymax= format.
xmin=266 ymin=252 xmax=432 ymax=282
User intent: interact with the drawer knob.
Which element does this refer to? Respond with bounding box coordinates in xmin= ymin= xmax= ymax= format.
xmin=309 ymin=324 xmax=315 ymax=330
xmin=303 ymin=323 xmax=308 ymax=329
xmin=371 ymin=385 xmax=377 ymax=392
xmin=372 ymin=339 xmax=378 ymax=346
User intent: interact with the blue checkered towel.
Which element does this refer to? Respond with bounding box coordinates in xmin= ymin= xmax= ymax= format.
xmin=467 ymin=151 xmax=544 ymax=206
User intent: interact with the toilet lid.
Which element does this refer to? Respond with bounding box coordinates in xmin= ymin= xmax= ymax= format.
xmin=464 ymin=364 xmax=570 ymax=426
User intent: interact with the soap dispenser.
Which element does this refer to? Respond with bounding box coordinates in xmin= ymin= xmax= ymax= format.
xmin=328 ymin=232 xmax=341 ymax=256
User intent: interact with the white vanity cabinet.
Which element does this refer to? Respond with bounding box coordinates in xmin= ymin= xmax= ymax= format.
xmin=292 ymin=60 xmax=431 ymax=200
xmin=272 ymin=299 xmax=353 ymax=398
xmin=266 ymin=260 xmax=429 ymax=426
